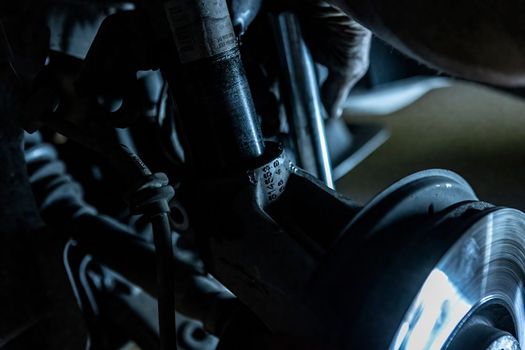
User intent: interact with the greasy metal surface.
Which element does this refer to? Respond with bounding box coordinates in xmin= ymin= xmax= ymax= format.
xmin=156 ymin=0 xmax=265 ymax=172
xmin=199 ymin=142 xmax=322 ymax=336
xmin=390 ymin=209 xmax=525 ymax=350
xmin=169 ymin=47 xmax=265 ymax=171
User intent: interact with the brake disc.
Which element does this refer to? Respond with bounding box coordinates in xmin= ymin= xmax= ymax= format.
xmin=390 ymin=207 xmax=525 ymax=350
xmin=307 ymin=170 xmax=525 ymax=350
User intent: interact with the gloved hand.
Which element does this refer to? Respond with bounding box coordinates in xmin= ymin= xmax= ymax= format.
xmin=233 ymin=0 xmax=372 ymax=119
xmin=299 ymin=1 xmax=372 ymax=118
xmin=228 ymin=0 xmax=263 ymax=36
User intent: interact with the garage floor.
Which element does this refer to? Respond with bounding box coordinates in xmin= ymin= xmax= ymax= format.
xmin=337 ymin=81 xmax=525 ymax=211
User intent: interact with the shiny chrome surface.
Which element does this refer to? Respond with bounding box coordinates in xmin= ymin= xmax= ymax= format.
xmin=272 ymin=13 xmax=334 ymax=189
xmin=341 ymin=169 xmax=478 ymax=239
xmin=390 ymin=209 xmax=525 ymax=350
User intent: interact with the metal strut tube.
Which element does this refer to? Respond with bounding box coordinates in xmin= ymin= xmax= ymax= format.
xmin=273 ymin=12 xmax=334 ymax=188
xmin=158 ymin=0 xmax=265 ymax=172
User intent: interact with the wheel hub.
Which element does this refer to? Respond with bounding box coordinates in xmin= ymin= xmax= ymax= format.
xmin=448 ymin=321 xmax=520 ymax=350
xmin=487 ymin=335 xmax=520 ymax=350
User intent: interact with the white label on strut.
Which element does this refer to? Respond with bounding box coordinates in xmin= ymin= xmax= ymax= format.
xmin=165 ymin=0 xmax=237 ymax=63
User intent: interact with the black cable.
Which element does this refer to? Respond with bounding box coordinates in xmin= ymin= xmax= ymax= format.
xmin=126 ymin=172 xmax=177 ymax=350
xmin=151 ymin=212 xmax=177 ymax=350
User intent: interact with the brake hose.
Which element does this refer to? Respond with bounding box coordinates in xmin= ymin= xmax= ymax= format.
xmin=125 ymin=170 xmax=177 ymax=350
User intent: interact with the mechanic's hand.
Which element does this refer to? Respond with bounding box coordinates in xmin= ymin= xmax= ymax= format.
xmin=300 ymin=1 xmax=371 ymax=118
xmin=228 ymin=0 xmax=263 ymax=36
xmin=228 ymin=0 xmax=371 ymax=118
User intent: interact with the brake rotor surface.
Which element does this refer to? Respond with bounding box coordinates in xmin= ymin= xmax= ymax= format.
xmin=389 ymin=208 xmax=525 ymax=350
xmin=308 ymin=171 xmax=525 ymax=350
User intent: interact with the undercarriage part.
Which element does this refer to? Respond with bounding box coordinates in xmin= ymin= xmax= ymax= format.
xmin=192 ymin=141 xmax=360 ymax=339
xmin=64 ymin=244 xmax=219 ymax=350
xmin=62 ymin=212 xmax=243 ymax=340
xmin=42 ymin=112 xmax=179 ymax=348
xmin=448 ymin=320 xmax=520 ymax=350
xmin=272 ymin=12 xmax=334 ymax=188
xmin=17 ymin=2 xmax=525 ymax=349
xmin=304 ymin=170 xmax=525 ymax=349
xmin=147 ymin=0 xmax=265 ymax=173
xmin=24 ymin=131 xmax=97 ymax=227
xmin=390 ymin=208 xmax=525 ymax=350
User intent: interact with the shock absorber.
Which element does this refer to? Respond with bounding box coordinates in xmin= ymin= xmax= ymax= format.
xmin=148 ymin=0 xmax=266 ymax=173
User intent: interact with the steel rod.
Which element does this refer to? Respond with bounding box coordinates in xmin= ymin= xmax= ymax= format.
xmin=273 ymin=12 xmax=334 ymax=188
